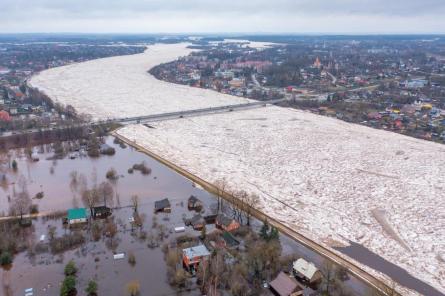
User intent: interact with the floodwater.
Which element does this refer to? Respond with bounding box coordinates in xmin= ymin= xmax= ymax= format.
xmin=0 ymin=137 xmax=438 ymax=296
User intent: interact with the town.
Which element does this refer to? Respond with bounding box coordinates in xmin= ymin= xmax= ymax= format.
xmin=0 ymin=37 xmax=146 ymax=135
xmin=0 ymin=34 xmax=443 ymax=296
xmin=151 ymin=37 xmax=445 ymax=143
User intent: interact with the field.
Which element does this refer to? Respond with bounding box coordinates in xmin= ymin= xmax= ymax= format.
xmin=117 ymin=106 xmax=445 ymax=295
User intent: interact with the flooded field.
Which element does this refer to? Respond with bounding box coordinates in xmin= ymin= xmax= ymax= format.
xmin=0 ymin=137 xmax=371 ymax=296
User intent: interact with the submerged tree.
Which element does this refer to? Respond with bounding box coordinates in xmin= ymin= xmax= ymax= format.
xmin=126 ymin=280 xmax=140 ymax=296
xmin=98 ymin=181 xmax=114 ymax=208
xmin=11 ymin=176 xmax=31 ymax=221
xmin=82 ymin=188 xmax=99 ymax=217
xmin=131 ymin=195 xmax=139 ymax=213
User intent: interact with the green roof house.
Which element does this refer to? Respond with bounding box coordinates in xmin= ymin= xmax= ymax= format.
xmin=67 ymin=208 xmax=88 ymax=225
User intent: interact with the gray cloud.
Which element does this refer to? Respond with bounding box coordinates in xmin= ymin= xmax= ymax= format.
xmin=0 ymin=0 xmax=444 ymax=33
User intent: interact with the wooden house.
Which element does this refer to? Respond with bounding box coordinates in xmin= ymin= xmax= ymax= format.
xmin=215 ymin=214 xmax=240 ymax=232
xmin=182 ymin=245 xmax=210 ymax=273
xmin=270 ymin=272 xmax=304 ymax=296
xmin=293 ymin=258 xmax=322 ymax=287
xmin=154 ymin=198 xmax=171 ymax=213
xmin=187 ymin=195 xmax=203 ymax=211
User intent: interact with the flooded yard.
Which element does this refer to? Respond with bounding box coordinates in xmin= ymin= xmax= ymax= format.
xmin=0 ymin=137 xmax=384 ymax=296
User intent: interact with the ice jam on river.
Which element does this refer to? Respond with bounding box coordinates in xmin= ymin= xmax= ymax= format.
xmin=29 ymin=43 xmax=251 ymax=120
xmin=30 ymin=43 xmax=445 ymax=295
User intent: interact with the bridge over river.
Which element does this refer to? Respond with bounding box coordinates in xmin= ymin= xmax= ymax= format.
xmin=0 ymin=98 xmax=286 ymax=139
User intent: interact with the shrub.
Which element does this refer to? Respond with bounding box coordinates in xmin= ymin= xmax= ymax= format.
xmin=60 ymin=275 xmax=76 ymax=296
xmin=132 ymin=162 xmax=151 ymax=175
xmin=64 ymin=260 xmax=77 ymax=276
xmin=101 ymin=147 xmax=116 ymax=155
xmin=0 ymin=251 xmax=13 ymax=266
xmin=50 ymin=233 xmax=85 ymax=254
xmin=88 ymin=147 xmax=100 ymax=158
xmin=34 ymin=192 xmax=44 ymax=199
xmin=106 ymin=168 xmax=118 ymax=180
xmin=85 ymin=280 xmax=98 ymax=296
xmin=128 ymin=252 xmax=136 ymax=266
xmin=126 ymin=280 xmax=140 ymax=296
xmin=11 ymin=160 xmax=17 ymax=171
xmin=91 ymin=221 xmax=102 ymax=241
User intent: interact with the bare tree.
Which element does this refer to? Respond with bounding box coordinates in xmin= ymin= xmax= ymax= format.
xmin=131 ymin=195 xmax=139 ymax=213
xmin=319 ymin=260 xmax=337 ymax=296
xmin=82 ymin=188 xmax=99 ymax=217
xmin=105 ymin=219 xmax=118 ymax=247
xmin=214 ymin=179 xmax=228 ymax=213
xmin=11 ymin=190 xmax=31 ymax=221
xmin=69 ymin=171 xmax=79 ymax=193
xmin=11 ymin=176 xmax=31 ymax=221
xmin=98 ymin=181 xmax=114 ymax=208
xmin=243 ymin=194 xmax=259 ymax=226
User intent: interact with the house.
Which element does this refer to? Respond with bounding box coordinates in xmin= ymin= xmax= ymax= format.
xmin=293 ymin=258 xmax=322 ymax=286
xmin=215 ymin=214 xmax=240 ymax=232
xmin=154 ymin=198 xmax=171 ymax=213
xmin=92 ymin=206 xmax=111 ymax=219
xmin=67 ymin=208 xmax=87 ymax=225
xmin=187 ymin=195 xmax=203 ymax=211
xmin=270 ymin=272 xmax=304 ymax=296
xmin=186 ymin=214 xmax=206 ymax=230
xmin=182 ymin=245 xmax=210 ymax=272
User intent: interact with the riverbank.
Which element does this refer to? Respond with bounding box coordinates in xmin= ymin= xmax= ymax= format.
xmin=111 ymin=130 xmax=404 ymax=296
xmin=26 ymin=40 xmax=444 ymax=296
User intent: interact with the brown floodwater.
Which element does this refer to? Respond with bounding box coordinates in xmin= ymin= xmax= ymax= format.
xmin=0 ymin=137 xmax=440 ymax=296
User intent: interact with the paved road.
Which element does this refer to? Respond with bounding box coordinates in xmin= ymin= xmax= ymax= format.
xmin=0 ymin=98 xmax=286 ymax=139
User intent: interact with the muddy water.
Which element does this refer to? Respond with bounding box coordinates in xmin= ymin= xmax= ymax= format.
xmin=0 ymin=137 xmax=370 ymax=296
xmin=0 ymin=137 xmax=437 ymax=296
xmin=0 ymin=137 xmax=209 ymax=213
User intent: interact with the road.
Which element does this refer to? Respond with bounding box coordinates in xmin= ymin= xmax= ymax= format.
xmin=0 ymin=98 xmax=286 ymax=139
xmin=113 ymin=132 xmax=402 ymax=296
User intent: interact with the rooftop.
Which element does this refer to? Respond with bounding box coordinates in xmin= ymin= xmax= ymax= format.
xmin=67 ymin=208 xmax=87 ymax=220
xmin=183 ymin=245 xmax=211 ymax=259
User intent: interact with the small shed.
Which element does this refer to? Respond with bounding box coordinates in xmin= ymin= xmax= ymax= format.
xmin=67 ymin=208 xmax=87 ymax=225
xmin=215 ymin=214 xmax=240 ymax=232
xmin=187 ymin=214 xmax=205 ymax=230
xmin=293 ymin=258 xmax=322 ymax=286
xmin=154 ymin=198 xmax=171 ymax=213
xmin=269 ymin=272 xmax=304 ymax=296
xmin=187 ymin=195 xmax=203 ymax=211
xmin=93 ymin=206 xmax=112 ymax=219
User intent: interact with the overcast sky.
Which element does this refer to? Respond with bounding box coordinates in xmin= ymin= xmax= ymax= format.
xmin=1 ymin=0 xmax=444 ymax=34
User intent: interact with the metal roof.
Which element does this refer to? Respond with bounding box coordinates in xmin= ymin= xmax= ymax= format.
xmin=67 ymin=208 xmax=87 ymax=220
xmin=183 ymin=245 xmax=210 ymax=259
xmin=154 ymin=198 xmax=171 ymax=210
xmin=293 ymin=258 xmax=319 ymax=280
xmin=269 ymin=272 xmax=302 ymax=296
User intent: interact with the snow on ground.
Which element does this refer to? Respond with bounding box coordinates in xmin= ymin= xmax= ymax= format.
xmin=29 ymin=43 xmax=251 ymax=120
xmin=117 ymin=107 xmax=445 ymax=295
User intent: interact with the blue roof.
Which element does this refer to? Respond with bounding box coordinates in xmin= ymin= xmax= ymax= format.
xmin=67 ymin=208 xmax=87 ymax=220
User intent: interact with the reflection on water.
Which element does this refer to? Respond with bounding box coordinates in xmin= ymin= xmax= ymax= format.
xmin=0 ymin=137 xmax=441 ymax=296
